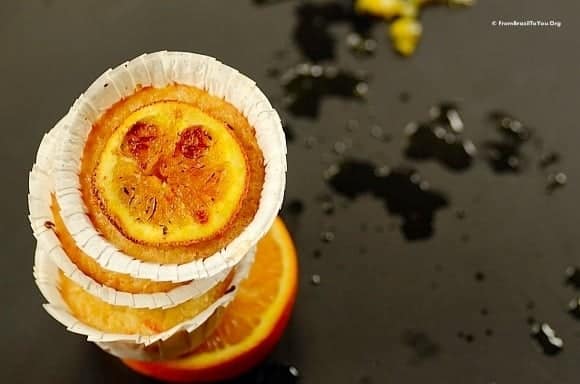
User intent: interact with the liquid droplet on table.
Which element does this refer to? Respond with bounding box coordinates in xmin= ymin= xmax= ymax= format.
xmin=564 ymin=266 xmax=580 ymax=289
xmin=567 ymin=298 xmax=580 ymax=320
xmin=320 ymin=231 xmax=335 ymax=243
xmin=531 ymin=322 xmax=563 ymax=356
xmin=311 ymin=274 xmax=321 ymax=286
xmin=546 ymin=172 xmax=567 ymax=193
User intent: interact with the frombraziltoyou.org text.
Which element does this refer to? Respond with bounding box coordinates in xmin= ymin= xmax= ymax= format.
xmin=491 ymin=20 xmax=562 ymax=28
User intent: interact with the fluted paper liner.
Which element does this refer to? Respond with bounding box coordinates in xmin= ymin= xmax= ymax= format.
xmin=96 ymin=308 xmax=225 ymax=360
xmin=51 ymin=51 xmax=286 ymax=282
xmin=34 ymin=240 xmax=255 ymax=359
xmin=28 ymin=119 xmax=240 ymax=308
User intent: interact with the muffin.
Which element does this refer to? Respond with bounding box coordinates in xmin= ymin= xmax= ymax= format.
xmin=29 ymin=51 xmax=286 ymax=360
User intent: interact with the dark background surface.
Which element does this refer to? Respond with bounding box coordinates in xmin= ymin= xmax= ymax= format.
xmin=1 ymin=0 xmax=579 ymax=383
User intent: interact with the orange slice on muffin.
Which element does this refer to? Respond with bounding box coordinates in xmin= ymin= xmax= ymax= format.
xmin=95 ymin=101 xmax=248 ymax=244
xmin=81 ymin=85 xmax=266 ymax=264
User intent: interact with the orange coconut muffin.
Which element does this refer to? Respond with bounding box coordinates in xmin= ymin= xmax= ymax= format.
xmin=80 ymin=85 xmax=265 ymax=265
xmin=59 ymin=270 xmax=233 ymax=335
xmin=50 ymin=195 xmax=184 ymax=294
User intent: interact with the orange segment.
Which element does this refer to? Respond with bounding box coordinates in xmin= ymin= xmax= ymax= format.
xmin=124 ymin=217 xmax=298 ymax=382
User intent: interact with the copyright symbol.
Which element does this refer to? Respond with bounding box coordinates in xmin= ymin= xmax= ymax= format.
xmin=491 ymin=20 xmax=497 ymax=26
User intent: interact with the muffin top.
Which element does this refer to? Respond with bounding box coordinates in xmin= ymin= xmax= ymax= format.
xmin=81 ymin=84 xmax=265 ymax=264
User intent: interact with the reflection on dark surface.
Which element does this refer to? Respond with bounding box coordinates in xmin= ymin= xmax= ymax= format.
xmin=326 ymin=159 xmax=449 ymax=240
xmin=531 ymin=323 xmax=564 ymax=356
xmin=280 ymin=63 xmax=368 ymax=118
xmin=404 ymin=102 xmax=476 ymax=171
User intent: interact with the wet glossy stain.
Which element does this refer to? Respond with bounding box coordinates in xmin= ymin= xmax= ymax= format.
xmin=293 ymin=1 xmax=375 ymax=62
xmin=281 ymin=63 xmax=368 ymax=118
xmin=484 ymin=111 xmax=532 ymax=173
xmin=326 ymin=159 xmax=449 ymax=240
xmin=404 ymin=103 xmax=476 ymax=171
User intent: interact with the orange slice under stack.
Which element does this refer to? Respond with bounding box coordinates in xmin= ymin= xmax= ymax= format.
xmin=125 ymin=218 xmax=298 ymax=382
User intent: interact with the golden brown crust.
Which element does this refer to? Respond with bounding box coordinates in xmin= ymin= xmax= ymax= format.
xmin=50 ymin=195 xmax=185 ymax=294
xmin=80 ymin=85 xmax=265 ymax=264
xmin=59 ymin=270 xmax=232 ymax=335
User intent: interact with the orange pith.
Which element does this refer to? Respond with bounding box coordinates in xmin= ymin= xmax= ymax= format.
xmin=124 ymin=217 xmax=298 ymax=382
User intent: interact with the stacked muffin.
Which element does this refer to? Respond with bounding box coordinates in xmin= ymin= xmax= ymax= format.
xmin=28 ymin=52 xmax=286 ymax=361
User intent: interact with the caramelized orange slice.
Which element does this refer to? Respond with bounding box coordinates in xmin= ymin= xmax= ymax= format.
xmin=94 ymin=101 xmax=248 ymax=245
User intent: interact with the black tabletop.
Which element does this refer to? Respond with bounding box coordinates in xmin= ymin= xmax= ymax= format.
xmin=2 ymin=1 xmax=579 ymax=383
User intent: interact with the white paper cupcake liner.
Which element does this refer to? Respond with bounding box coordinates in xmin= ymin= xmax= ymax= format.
xmin=34 ymin=240 xmax=255 ymax=350
xmin=28 ymin=118 xmax=67 ymax=239
xmin=28 ymin=119 xmax=243 ymax=308
xmin=37 ymin=231 xmax=244 ymax=309
xmin=51 ymin=51 xmax=286 ymax=282
xmin=95 ymin=308 xmax=225 ymax=361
